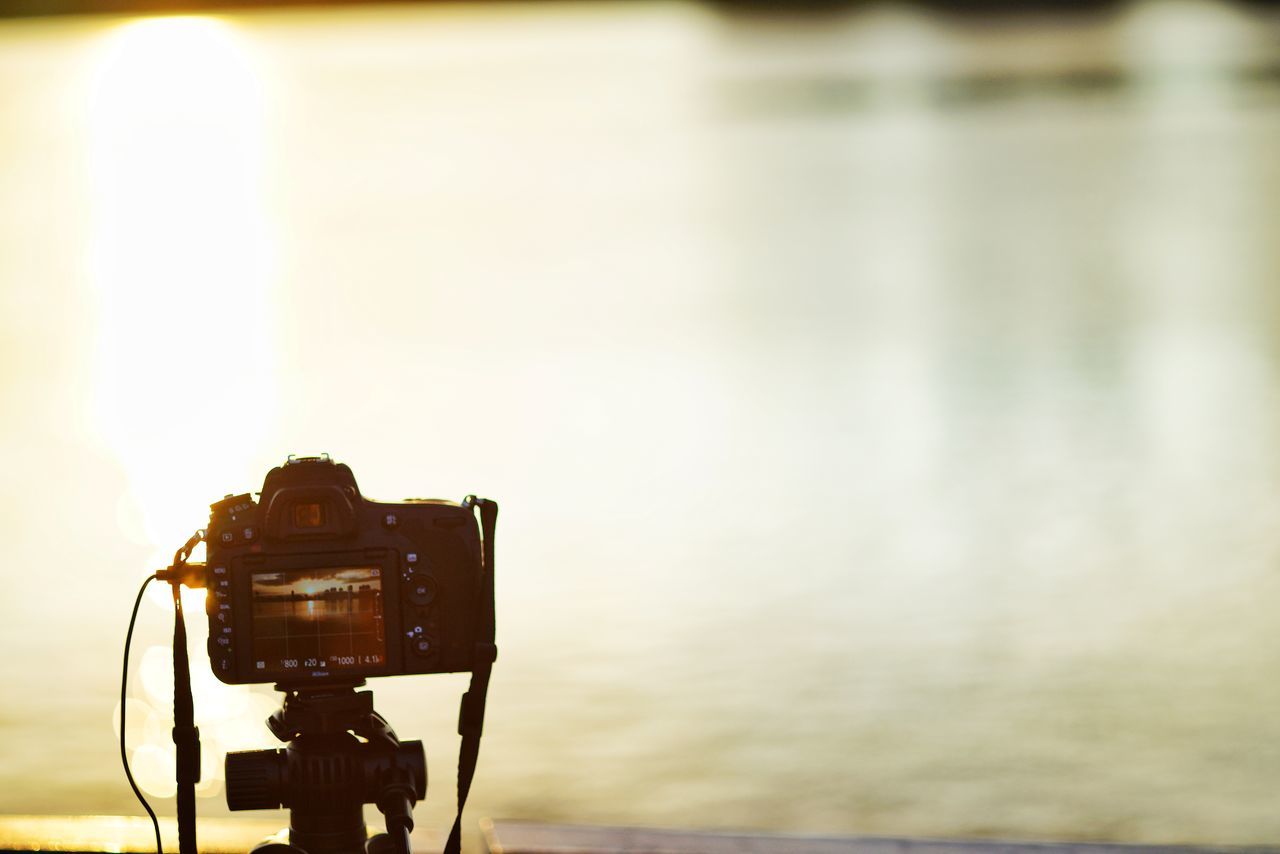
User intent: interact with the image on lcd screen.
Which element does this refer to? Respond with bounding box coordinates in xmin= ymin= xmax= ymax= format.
xmin=250 ymin=566 xmax=385 ymax=675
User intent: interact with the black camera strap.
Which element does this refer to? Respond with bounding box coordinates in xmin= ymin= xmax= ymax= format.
xmin=171 ymin=584 xmax=199 ymax=854
xmin=169 ymin=531 xmax=203 ymax=854
xmin=445 ymin=497 xmax=498 ymax=854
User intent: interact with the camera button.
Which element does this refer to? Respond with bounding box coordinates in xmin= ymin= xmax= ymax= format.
xmin=411 ymin=635 xmax=435 ymax=658
xmin=383 ymin=513 xmax=398 ymax=529
xmin=242 ymin=527 xmax=255 ymax=541
xmin=208 ymin=637 xmax=233 ymax=657
xmin=220 ymin=530 xmax=234 ymax=544
xmin=407 ymin=577 xmax=436 ymax=606
xmin=405 ymin=552 xmax=417 ymax=564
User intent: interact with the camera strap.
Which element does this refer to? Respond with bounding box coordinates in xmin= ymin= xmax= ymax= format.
xmin=171 ymin=584 xmax=199 ymax=854
xmin=445 ymin=497 xmax=498 ymax=854
xmin=168 ymin=530 xmax=204 ymax=854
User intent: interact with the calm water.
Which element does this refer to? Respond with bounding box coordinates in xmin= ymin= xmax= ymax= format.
xmin=2 ymin=0 xmax=1280 ymax=846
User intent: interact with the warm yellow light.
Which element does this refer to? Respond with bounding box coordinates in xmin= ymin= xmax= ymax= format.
xmin=84 ymin=15 xmax=285 ymax=802
xmin=127 ymin=641 xmax=272 ymax=799
xmin=130 ymin=744 xmax=178 ymax=800
xmin=86 ymin=16 xmax=277 ymax=552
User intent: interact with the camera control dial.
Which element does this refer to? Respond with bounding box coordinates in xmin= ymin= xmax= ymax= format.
xmin=408 ymin=632 xmax=434 ymax=658
xmin=401 ymin=568 xmax=436 ymax=606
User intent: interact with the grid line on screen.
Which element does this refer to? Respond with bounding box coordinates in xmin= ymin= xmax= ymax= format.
xmin=249 ymin=565 xmax=385 ymax=673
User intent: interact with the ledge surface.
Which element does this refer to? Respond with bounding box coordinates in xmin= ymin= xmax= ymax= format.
xmin=0 ymin=815 xmax=436 ymax=854
xmin=481 ymin=821 xmax=1276 ymax=854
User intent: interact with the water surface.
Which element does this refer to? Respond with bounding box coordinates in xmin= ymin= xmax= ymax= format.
xmin=1 ymin=0 xmax=1280 ymax=845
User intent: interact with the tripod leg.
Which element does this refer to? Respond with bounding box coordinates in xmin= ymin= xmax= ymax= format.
xmin=364 ymin=819 xmax=410 ymax=854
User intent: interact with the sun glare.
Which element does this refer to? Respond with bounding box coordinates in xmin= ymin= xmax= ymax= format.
xmin=86 ymin=16 xmax=278 ymax=552
xmin=88 ymin=16 xmax=280 ymax=800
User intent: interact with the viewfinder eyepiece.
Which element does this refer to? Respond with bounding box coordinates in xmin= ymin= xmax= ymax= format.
xmin=292 ymin=502 xmax=325 ymax=528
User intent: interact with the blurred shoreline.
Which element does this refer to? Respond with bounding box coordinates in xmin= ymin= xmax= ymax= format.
xmin=3 ymin=0 xmax=1280 ymax=22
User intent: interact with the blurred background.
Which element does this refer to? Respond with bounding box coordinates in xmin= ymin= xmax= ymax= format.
xmin=2 ymin=0 xmax=1280 ymax=847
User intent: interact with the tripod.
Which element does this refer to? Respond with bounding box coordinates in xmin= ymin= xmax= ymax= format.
xmin=225 ymin=684 xmax=426 ymax=854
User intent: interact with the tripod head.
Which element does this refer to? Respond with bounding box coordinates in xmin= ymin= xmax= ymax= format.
xmin=226 ymin=685 xmax=426 ymax=854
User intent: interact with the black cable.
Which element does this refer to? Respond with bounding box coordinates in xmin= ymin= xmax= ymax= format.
xmin=121 ymin=574 xmax=164 ymax=854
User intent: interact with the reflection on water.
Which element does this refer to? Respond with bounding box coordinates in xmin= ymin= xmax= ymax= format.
xmin=87 ymin=16 xmax=277 ymax=553
xmin=1 ymin=0 xmax=1280 ymax=845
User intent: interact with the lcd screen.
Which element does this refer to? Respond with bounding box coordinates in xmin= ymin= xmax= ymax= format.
xmin=250 ymin=566 xmax=385 ymax=675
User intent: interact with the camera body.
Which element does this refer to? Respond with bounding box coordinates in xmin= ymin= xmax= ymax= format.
xmin=204 ymin=456 xmax=487 ymax=686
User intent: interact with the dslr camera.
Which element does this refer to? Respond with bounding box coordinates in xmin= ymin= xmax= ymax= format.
xmin=125 ymin=454 xmax=496 ymax=854
xmin=203 ymin=454 xmax=492 ymax=685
